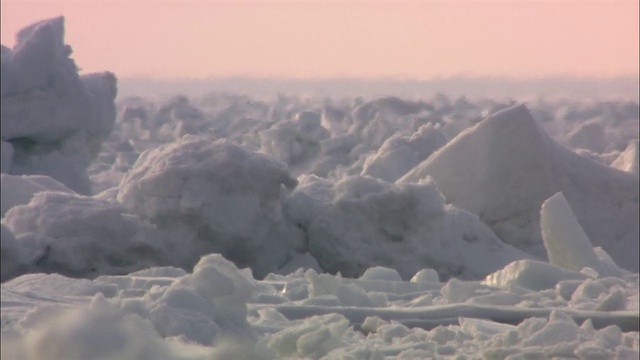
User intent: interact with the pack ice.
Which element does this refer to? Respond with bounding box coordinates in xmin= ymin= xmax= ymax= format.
xmin=1 ymin=16 xmax=117 ymax=195
xmin=399 ymin=104 xmax=639 ymax=272
xmin=1 ymin=16 xmax=638 ymax=360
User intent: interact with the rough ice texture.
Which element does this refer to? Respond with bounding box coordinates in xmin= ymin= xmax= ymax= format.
xmin=80 ymin=72 xmax=119 ymax=156
xmin=1 ymin=191 xmax=178 ymax=280
xmin=1 ymin=254 xmax=261 ymax=359
xmin=0 ymin=16 xmax=638 ymax=358
xmin=0 ymin=174 xmax=73 ymax=217
xmin=133 ymin=254 xmax=257 ymax=345
xmin=1 ymin=16 xmax=117 ymax=195
xmin=2 ymin=294 xmax=174 ymax=360
xmin=1 ymin=17 xmax=91 ymax=141
xmin=285 ymin=174 xmax=532 ymax=280
xmin=399 ymin=104 xmax=639 ymax=272
xmin=117 ymin=135 xmax=306 ymax=278
xmin=361 ymin=123 xmax=447 ymax=182
xmin=259 ymin=111 xmax=329 ymax=176
xmin=2 ymin=254 xmax=639 ymax=359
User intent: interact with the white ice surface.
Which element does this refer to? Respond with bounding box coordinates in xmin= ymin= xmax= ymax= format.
xmin=540 ymin=192 xmax=626 ymax=277
xmin=399 ymin=104 xmax=639 ymax=272
xmin=2 ymin=256 xmax=638 ymax=359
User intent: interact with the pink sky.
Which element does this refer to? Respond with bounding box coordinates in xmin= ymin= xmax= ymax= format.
xmin=1 ymin=0 xmax=638 ymax=80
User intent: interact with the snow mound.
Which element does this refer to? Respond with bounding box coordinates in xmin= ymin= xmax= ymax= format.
xmin=484 ymin=259 xmax=589 ymax=291
xmin=351 ymin=96 xmax=430 ymax=125
xmin=360 ymin=266 xmax=403 ymax=282
xmin=126 ymin=254 xmax=255 ymax=339
xmin=2 ymin=254 xmax=261 ymax=359
xmin=1 ymin=17 xmax=117 ymax=194
xmin=1 ymin=191 xmax=178 ymax=280
xmin=361 ymin=123 xmax=447 ymax=182
xmin=399 ymin=104 xmax=639 ymax=272
xmin=259 ymin=110 xmax=329 ymax=176
xmin=117 ymin=135 xmax=306 ymax=278
xmin=268 ymin=313 xmax=349 ymax=358
xmin=1 ymin=174 xmax=73 ymax=217
xmin=1 ymin=293 xmax=173 ymax=360
xmin=285 ymin=174 xmax=531 ymax=280
xmin=128 ymin=253 xmax=257 ymax=345
xmin=563 ymin=119 xmax=606 ymax=153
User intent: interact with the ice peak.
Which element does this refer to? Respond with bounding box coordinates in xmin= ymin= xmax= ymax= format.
xmin=15 ymin=16 xmax=66 ymax=54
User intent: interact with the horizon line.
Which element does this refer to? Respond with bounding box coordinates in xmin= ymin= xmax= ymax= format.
xmin=116 ymin=74 xmax=640 ymax=82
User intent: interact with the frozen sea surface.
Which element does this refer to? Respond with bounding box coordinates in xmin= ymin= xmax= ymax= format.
xmin=1 ymin=16 xmax=639 ymax=359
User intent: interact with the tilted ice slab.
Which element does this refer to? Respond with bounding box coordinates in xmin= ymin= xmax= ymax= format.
xmin=398 ymin=104 xmax=639 ymax=272
xmin=611 ymin=140 xmax=639 ymax=175
xmin=540 ymin=192 xmax=626 ymax=277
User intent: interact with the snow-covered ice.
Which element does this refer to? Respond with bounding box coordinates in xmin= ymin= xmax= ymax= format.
xmin=399 ymin=104 xmax=639 ymax=272
xmin=1 ymin=174 xmax=73 ymax=217
xmin=1 ymin=17 xmax=638 ymax=359
xmin=2 ymin=253 xmax=638 ymax=359
xmin=116 ymin=135 xmax=304 ymax=278
xmin=3 ymin=191 xmax=179 ymax=279
xmin=540 ymin=191 xmax=626 ymax=278
xmin=286 ymin=174 xmax=531 ymax=280
xmin=1 ymin=16 xmax=117 ymax=195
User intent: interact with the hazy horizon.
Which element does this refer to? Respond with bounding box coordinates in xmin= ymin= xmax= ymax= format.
xmin=115 ymin=75 xmax=639 ymax=101
xmin=2 ymin=0 xmax=638 ymax=81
